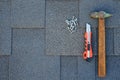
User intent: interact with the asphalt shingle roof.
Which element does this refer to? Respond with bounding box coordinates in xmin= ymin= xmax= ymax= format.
xmin=11 ymin=0 xmax=45 ymax=28
xmin=9 ymin=29 xmax=60 ymax=80
xmin=0 ymin=0 xmax=120 ymax=80
xmin=0 ymin=1 xmax=11 ymax=55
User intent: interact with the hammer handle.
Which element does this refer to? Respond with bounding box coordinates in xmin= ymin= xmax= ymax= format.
xmin=98 ymin=18 xmax=106 ymax=77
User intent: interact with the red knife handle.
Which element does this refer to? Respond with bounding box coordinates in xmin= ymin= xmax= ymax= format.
xmin=83 ymin=32 xmax=93 ymax=61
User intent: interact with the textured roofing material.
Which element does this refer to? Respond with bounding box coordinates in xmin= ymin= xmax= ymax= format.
xmin=11 ymin=0 xmax=45 ymax=28
xmin=0 ymin=0 xmax=120 ymax=80
xmin=9 ymin=29 xmax=60 ymax=80
xmin=0 ymin=1 xmax=11 ymax=55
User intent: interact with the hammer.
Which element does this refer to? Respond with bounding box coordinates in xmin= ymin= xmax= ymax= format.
xmin=91 ymin=11 xmax=112 ymax=77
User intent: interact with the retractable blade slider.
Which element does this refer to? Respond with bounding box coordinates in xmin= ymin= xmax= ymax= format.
xmin=83 ymin=23 xmax=93 ymax=62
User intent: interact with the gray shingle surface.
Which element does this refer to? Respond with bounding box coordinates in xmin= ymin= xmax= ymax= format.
xmin=78 ymin=56 xmax=95 ymax=80
xmin=46 ymin=0 xmax=84 ymax=55
xmin=106 ymin=28 xmax=114 ymax=55
xmin=61 ymin=56 xmax=78 ymax=80
xmin=11 ymin=0 xmax=45 ymax=28
xmin=96 ymin=56 xmax=120 ymax=80
xmin=79 ymin=0 xmax=120 ymax=28
xmin=0 ymin=1 xmax=11 ymax=55
xmin=0 ymin=56 xmax=9 ymax=80
xmin=46 ymin=28 xmax=84 ymax=55
xmin=9 ymin=29 xmax=60 ymax=80
xmin=0 ymin=0 xmax=9 ymax=2
xmin=91 ymin=28 xmax=97 ymax=55
xmin=114 ymin=28 xmax=120 ymax=55
xmin=0 ymin=0 xmax=119 ymax=80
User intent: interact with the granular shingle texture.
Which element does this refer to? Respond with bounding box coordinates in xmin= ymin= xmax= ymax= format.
xmin=0 ymin=1 xmax=11 ymax=55
xmin=91 ymin=28 xmax=97 ymax=55
xmin=114 ymin=28 xmax=120 ymax=55
xmin=9 ymin=29 xmax=60 ymax=80
xmin=0 ymin=56 xmax=9 ymax=80
xmin=78 ymin=56 xmax=95 ymax=80
xmin=61 ymin=56 xmax=78 ymax=80
xmin=105 ymin=28 xmax=114 ymax=55
xmin=11 ymin=0 xmax=45 ymax=28
xmin=0 ymin=0 xmax=120 ymax=80
xmin=46 ymin=0 xmax=81 ymax=55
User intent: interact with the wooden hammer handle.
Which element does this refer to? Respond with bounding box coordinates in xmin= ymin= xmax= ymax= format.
xmin=98 ymin=18 xmax=106 ymax=77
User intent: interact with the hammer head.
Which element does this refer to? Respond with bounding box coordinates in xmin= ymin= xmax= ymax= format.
xmin=91 ymin=11 xmax=112 ymax=18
